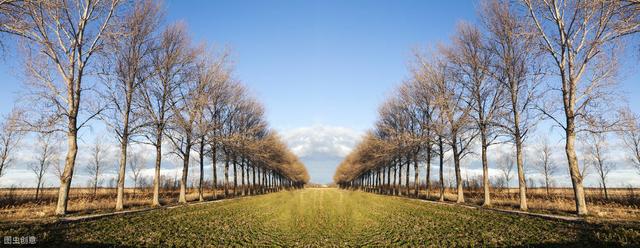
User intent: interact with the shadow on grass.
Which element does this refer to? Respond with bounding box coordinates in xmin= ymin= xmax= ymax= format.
xmin=13 ymin=220 xmax=639 ymax=247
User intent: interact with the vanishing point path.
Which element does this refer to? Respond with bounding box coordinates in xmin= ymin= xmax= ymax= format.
xmin=2 ymin=189 xmax=639 ymax=247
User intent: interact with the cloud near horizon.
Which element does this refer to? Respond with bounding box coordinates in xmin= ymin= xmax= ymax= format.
xmin=281 ymin=125 xmax=362 ymax=184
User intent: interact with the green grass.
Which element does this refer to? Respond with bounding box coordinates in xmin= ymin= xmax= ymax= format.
xmin=2 ymin=188 xmax=640 ymax=247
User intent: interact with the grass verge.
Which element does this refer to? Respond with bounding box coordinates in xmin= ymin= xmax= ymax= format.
xmin=1 ymin=188 xmax=639 ymax=247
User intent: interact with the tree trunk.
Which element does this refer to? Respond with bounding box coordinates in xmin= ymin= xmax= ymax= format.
xmin=257 ymin=167 xmax=261 ymax=194
xmin=398 ymin=161 xmax=402 ymax=196
xmin=262 ymin=168 xmax=266 ymax=194
xmin=387 ymin=166 xmax=391 ymax=195
xmin=233 ymin=156 xmax=237 ymax=196
xmin=425 ymin=145 xmax=432 ymax=199
xmin=452 ymin=139 xmax=464 ymax=203
xmin=259 ymin=168 xmax=263 ymax=193
xmin=93 ymin=173 xmax=98 ymax=198
xmin=598 ymin=159 xmax=609 ymax=200
xmin=413 ymin=151 xmax=419 ymax=197
xmin=211 ymin=143 xmax=217 ymax=199
xmin=603 ymin=180 xmax=609 ymax=200
xmin=198 ymin=137 xmax=205 ymax=202
xmin=405 ymin=156 xmax=410 ymax=196
xmin=241 ymin=159 xmax=246 ymax=196
xmin=379 ymin=168 xmax=383 ymax=193
xmin=116 ymin=82 xmax=134 ymax=211
xmin=379 ymin=167 xmax=383 ymax=194
xmin=35 ymin=181 xmax=41 ymax=201
xmin=152 ymin=138 xmax=162 ymax=206
xmin=55 ymin=121 xmax=78 ymax=216
xmin=545 ymin=175 xmax=550 ymax=197
xmin=224 ymin=151 xmax=229 ymax=197
xmin=392 ymin=164 xmax=397 ymax=195
xmin=515 ymin=133 xmax=527 ymax=211
xmin=116 ymin=134 xmax=129 ymax=211
xmin=179 ymin=138 xmax=191 ymax=204
xmin=252 ymin=165 xmax=256 ymax=195
xmin=566 ymin=124 xmax=587 ymax=215
xmin=481 ymin=130 xmax=491 ymax=207
xmin=438 ymin=137 xmax=445 ymax=202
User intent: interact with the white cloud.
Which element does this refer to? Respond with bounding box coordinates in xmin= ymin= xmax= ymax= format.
xmin=281 ymin=125 xmax=362 ymax=183
xmin=281 ymin=125 xmax=362 ymax=159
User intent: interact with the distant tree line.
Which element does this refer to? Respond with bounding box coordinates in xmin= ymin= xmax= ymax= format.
xmin=334 ymin=0 xmax=640 ymax=216
xmin=0 ymin=0 xmax=308 ymax=215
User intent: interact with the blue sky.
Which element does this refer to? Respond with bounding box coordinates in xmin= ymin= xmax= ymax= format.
xmin=161 ymin=0 xmax=478 ymax=183
xmin=163 ymin=0 xmax=477 ymax=131
xmin=1 ymin=1 xmax=639 ymax=185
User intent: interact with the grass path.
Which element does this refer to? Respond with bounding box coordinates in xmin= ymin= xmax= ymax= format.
xmin=1 ymin=188 xmax=639 ymax=247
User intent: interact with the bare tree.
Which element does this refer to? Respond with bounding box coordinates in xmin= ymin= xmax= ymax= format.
xmin=128 ymin=152 xmax=143 ymax=196
xmin=100 ymin=0 xmax=160 ymax=211
xmin=497 ymin=150 xmax=514 ymax=193
xmin=446 ymin=22 xmax=503 ymax=206
xmin=431 ymin=51 xmax=477 ymax=203
xmin=219 ymin=83 xmax=249 ymax=197
xmin=0 ymin=109 xmax=23 ymax=180
xmin=30 ymin=132 xmax=58 ymax=201
xmin=165 ymin=40 xmax=205 ymax=203
xmin=579 ymin=156 xmax=591 ymax=182
xmin=52 ymin=160 xmax=64 ymax=181
xmin=407 ymin=49 xmax=441 ymax=199
xmin=619 ymin=108 xmax=640 ymax=175
xmin=0 ymin=0 xmax=23 ymax=52
xmin=584 ymin=132 xmax=614 ymax=200
xmin=233 ymin=98 xmax=268 ymax=196
xmin=483 ymin=0 xmax=544 ymax=211
xmin=534 ymin=136 xmax=557 ymax=197
xmin=406 ymin=53 xmax=460 ymax=202
xmin=204 ymin=74 xmax=235 ymax=199
xmin=523 ymin=0 xmax=640 ymax=215
xmin=194 ymin=48 xmax=231 ymax=201
xmin=2 ymin=0 xmax=121 ymax=215
xmin=139 ymin=23 xmax=193 ymax=206
xmin=86 ymin=136 xmax=107 ymax=198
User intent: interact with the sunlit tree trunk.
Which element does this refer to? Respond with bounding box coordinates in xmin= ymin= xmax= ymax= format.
xmin=179 ymin=136 xmax=192 ymax=203
xmin=224 ymin=151 xmax=229 ymax=197
xmin=425 ymin=145 xmax=432 ymax=199
xmin=211 ymin=142 xmax=217 ymax=199
xmin=438 ymin=137 xmax=445 ymax=202
xmin=566 ymin=121 xmax=586 ymax=214
xmin=233 ymin=155 xmax=237 ymax=196
xmin=480 ymin=132 xmax=490 ymax=207
xmin=405 ymin=156 xmax=410 ymax=196
xmin=387 ymin=165 xmax=391 ymax=195
xmin=57 ymin=120 xmax=79 ymax=215
xmin=241 ymin=158 xmax=246 ymax=196
xmin=198 ymin=137 xmax=205 ymax=202
xmin=392 ymin=164 xmax=397 ymax=195
xmin=452 ymin=135 xmax=464 ymax=203
xmin=252 ymin=165 xmax=256 ymax=195
xmin=413 ymin=152 xmax=419 ymax=197
xmin=153 ymin=136 xmax=162 ymax=206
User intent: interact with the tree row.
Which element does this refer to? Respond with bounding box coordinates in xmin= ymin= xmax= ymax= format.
xmin=0 ymin=0 xmax=308 ymax=215
xmin=334 ymin=0 xmax=640 ymax=216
